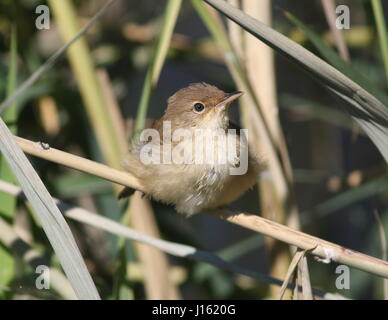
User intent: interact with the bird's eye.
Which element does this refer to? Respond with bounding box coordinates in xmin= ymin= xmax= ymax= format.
xmin=193 ymin=102 xmax=205 ymax=113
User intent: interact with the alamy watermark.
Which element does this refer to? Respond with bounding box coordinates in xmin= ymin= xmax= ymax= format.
xmin=138 ymin=121 xmax=249 ymax=175
xmin=335 ymin=265 xmax=350 ymax=290
xmin=35 ymin=265 xmax=50 ymax=290
xmin=35 ymin=5 xmax=50 ymax=30
xmin=336 ymin=5 xmax=350 ymax=29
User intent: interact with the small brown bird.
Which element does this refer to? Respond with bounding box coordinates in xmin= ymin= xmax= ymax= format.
xmin=120 ymin=83 xmax=261 ymax=216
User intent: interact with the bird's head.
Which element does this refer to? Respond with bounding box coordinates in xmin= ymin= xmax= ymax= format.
xmin=162 ymin=82 xmax=243 ymax=130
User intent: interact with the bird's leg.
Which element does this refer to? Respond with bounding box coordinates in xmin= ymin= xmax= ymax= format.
xmin=118 ymin=187 xmax=147 ymax=200
xmin=205 ymin=205 xmax=232 ymax=215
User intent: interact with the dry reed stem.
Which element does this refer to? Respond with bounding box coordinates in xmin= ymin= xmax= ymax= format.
xmin=216 ymin=210 xmax=388 ymax=278
xmin=37 ymin=96 xmax=61 ymax=137
xmin=14 ymin=135 xmax=388 ymax=279
xmin=321 ymin=0 xmax=350 ymax=62
xmin=97 ymin=70 xmax=128 ymax=155
xmin=241 ymin=0 xmax=300 ymax=229
xmin=242 ymin=0 xmax=281 ymax=144
xmin=15 ymin=136 xmax=144 ymax=191
xmin=297 ymin=256 xmax=314 ymax=300
xmin=241 ymin=0 xmax=294 ymax=298
xmin=277 ymin=248 xmax=308 ymax=300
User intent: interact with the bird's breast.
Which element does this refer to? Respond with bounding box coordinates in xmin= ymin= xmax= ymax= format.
xmin=132 ymin=128 xmax=255 ymax=216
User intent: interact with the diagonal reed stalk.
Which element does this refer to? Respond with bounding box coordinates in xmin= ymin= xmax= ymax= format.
xmin=240 ymin=0 xmax=294 ymax=298
xmin=13 ymin=135 xmax=388 ymax=279
xmin=284 ymin=11 xmax=388 ymax=107
xmin=0 ymin=124 xmax=100 ymax=299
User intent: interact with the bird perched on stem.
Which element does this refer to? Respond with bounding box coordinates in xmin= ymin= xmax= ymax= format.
xmin=120 ymin=83 xmax=261 ymax=216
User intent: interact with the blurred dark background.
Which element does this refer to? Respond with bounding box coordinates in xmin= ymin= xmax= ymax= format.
xmin=0 ymin=0 xmax=387 ymax=300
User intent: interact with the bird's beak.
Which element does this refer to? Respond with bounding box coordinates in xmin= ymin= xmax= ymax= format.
xmin=215 ymin=91 xmax=244 ymax=108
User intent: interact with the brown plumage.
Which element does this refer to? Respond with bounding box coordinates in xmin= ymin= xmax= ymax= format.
xmin=120 ymin=83 xmax=261 ymax=216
